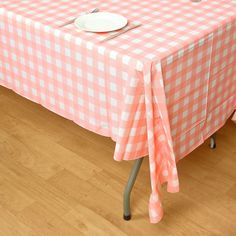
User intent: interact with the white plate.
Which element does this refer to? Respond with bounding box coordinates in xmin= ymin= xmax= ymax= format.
xmin=74 ymin=12 xmax=128 ymax=32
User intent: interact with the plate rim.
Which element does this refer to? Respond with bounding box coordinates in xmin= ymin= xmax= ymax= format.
xmin=74 ymin=12 xmax=128 ymax=32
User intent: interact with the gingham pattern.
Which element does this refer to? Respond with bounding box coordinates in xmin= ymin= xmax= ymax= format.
xmin=0 ymin=0 xmax=236 ymax=223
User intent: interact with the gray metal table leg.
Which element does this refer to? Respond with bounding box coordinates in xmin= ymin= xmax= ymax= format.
xmin=123 ymin=157 xmax=144 ymax=221
xmin=210 ymin=133 xmax=216 ymax=149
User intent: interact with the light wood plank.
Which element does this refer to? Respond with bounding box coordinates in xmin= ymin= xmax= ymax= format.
xmin=0 ymin=206 xmax=33 ymax=236
xmin=0 ymin=86 xmax=236 ymax=235
xmin=17 ymin=202 xmax=82 ymax=236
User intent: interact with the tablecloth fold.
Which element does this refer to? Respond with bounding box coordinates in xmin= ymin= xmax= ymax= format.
xmin=143 ymin=61 xmax=179 ymax=223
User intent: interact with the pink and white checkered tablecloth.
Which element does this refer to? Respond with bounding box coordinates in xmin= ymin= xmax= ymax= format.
xmin=0 ymin=0 xmax=236 ymax=223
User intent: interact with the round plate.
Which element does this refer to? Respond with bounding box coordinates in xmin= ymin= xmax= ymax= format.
xmin=74 ymin=12 xmax=128 ymax=32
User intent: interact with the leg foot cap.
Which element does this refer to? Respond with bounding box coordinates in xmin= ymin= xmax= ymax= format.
xmin=123 ymin=214 xmax=131 ymax=221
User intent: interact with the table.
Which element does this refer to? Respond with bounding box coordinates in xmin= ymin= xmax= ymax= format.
xmin=0 ymin=0 xmax=236 ymax=223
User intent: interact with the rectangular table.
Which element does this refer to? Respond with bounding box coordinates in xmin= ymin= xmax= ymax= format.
xmin=0 ymin=0 xmax=236 ymax=223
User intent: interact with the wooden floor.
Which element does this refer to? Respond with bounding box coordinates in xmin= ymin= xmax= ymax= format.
xmin=0 ymin=86 xmax=236 ymax=236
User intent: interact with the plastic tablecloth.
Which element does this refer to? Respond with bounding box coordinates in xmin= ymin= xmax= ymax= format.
xmin=0 ymin=0 xmax=236 ymax=223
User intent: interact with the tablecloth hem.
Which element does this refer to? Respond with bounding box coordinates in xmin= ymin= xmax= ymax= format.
xmin=150 ymin=216 xmax=164 ymax=224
